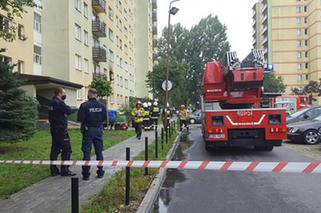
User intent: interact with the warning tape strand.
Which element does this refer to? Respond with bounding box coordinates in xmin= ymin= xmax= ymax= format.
xmin=0 ymin=160 xmax=321 ymax=173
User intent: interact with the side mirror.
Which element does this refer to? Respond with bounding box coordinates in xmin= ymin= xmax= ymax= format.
xmin=303 ymin=114 xmax=309 ymax=119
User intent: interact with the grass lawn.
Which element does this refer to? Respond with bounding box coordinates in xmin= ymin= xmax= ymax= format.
xmin=82 ymin=129 xmax=179 ymax=213
xmin=0 ymin=129 xmax=135 ymax=199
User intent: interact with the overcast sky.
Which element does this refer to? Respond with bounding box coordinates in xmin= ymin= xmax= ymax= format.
xmin=157 ymin=0 xmax=257 ymax=59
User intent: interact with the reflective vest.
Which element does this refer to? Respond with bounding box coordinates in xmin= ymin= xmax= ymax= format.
xmin=131 ymin=108 xmax=145 ymax=123
xmin=143 ymin=108 xmax=150 ymax=121
xmin=151 ymin=106 xmax=160 ymax=119
xmin=179 ymin=109 xmax=189 ymax=121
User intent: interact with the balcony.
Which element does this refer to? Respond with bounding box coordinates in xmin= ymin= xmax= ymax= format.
xmin=152 ymin=26 xmax=157 ymax=35
xmin=92 ymin=0 xmax=106 ymax=13
xmin=93 ymin=72 xmax=107 ymax=78
xmin=93 ymin=47 xmax=107 ymax=62
xmin=152 ymin=0 xmax=157 ymax=9
xmin=92 ymin=20 xmax=106 ymax=37
xmin=153 ymin=39 xmax=157 ymax=47
xmin=152 ymin=11 xmax=157 ymax=22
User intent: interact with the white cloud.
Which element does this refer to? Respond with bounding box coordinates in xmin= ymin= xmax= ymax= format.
xmin=157 ymin=0 xmax=257 ymax=59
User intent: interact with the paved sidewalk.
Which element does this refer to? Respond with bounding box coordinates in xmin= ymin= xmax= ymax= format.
xmin=0 ymin=129 xmax=161 ymax=213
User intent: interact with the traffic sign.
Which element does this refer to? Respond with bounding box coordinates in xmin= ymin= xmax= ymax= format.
xmin=162 ymin=80 xmax=173 ymax=91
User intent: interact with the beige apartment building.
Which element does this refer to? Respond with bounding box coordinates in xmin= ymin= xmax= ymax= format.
xmin=0 ymin=0 xmax=157 ymax=109
xmin=253 ymin=0 xmax=321 ymax=103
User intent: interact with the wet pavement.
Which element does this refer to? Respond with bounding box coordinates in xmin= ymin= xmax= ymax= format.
xmin=153 ymin=125 xmax=321 ymax=213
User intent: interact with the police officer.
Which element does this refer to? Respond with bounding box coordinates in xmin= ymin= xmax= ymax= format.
xmin=131 ymin=101 xmax=145 ymax=139
xmin=48 ymin=88 xmax=75 ymax=176
xmin=77 ymin=88 xmax=107 ymax=181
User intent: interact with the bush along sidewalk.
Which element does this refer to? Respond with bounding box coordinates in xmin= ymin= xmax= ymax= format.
xmin=82 ymin=127 xmax=180 ymax=213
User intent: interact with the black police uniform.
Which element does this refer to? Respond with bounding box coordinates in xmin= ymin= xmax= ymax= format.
xmin=48 ymin=96 xmax=72 ymax=175
xmin=77 ymin=98 xmax=107 ymax=179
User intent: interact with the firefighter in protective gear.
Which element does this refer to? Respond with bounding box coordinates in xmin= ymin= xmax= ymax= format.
xmin=162 ymin=103 xmax=171 ymax=129
xmin=131 ymin=101 xmax=145 ymax=139
xmin=179 ymin=105 xmax=189 ymax=131
xmin=150 ymin=101 xmax=160 ymax=127
xmin=142 ymin=103 xmax=151 ymax=130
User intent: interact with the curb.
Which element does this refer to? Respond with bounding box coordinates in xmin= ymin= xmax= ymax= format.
xmin=137 ymin=132 xmax=182 ymax=213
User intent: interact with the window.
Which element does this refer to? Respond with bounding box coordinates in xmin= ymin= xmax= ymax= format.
xmin=296 ymin=17 xmax=302 ymax=24
xmin=109 ymin=50 xmax=114 ymax=62
xmin=77 ymin=89 xmax=82 ymax=100
xmin=18 ymin=24 xmax=25 ymax=40
xmin=108 ymin=7 xmax=114 ymax=20
xmin=74 ymin=0 xmax=81 ymax=11
xmin=34 ymin=13 xmax=41 ymax=33
xmin=84 ymin=58 xmax=89 ymax=73
xmin=297 ymin=40 xmax=302 ymax=47
xmin=75 ymin=54 xmax=82 ymax=70
xmin=0 ymin=15 xmax=9 ymax=32
xmin=84 ymin=30 xmax=88 ymax=45
xmin=84 ymin=3 xmax=88 ymax=18
xmin=116 ymin=55 xmax=120 ymax=66
xmin=304 ymin=28 xmax=308 ymax=35
xmin=108 ymin=29 xmax=114 ymax=41
xmin=296 ymin=6 xmax=302 ymax=14
xmin=75 ymin=24 xmax=81 ymax=41
xmin=306 ymin=74 xmax=309 ymax=80
xmin=298 ymin=74 xmax=303 ymax=81
xmin=297 ymin=63 xmax=302 ymax=70
xmin=297 ymin=52 xmax=302 ymax=59
xmin=305 ymin=40 xmax=308 ymax=46
xmin=17 ymin=60 xmax=24 ymax=73
xmin=305 ymin=51 xmax=308 ymax=58
xmin=304 ymin=6 xmax=307 ymax=12
xmin=305 ymin=63 xmax=309 ymax=69
xmin=34 ymin=45 xmax=41 ymax=65
xmin=297 ymin=29 xmax=302 ymax=36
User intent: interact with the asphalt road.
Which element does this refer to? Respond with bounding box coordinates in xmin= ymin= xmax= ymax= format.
xmin=153 ymin=125 xmax=321 ymax=213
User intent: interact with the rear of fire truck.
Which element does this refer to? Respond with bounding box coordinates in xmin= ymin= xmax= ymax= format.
xmin=202 ymin=50 xmax=287 ymax=151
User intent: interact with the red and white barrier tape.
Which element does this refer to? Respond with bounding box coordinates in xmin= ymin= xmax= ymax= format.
xmin=1 ymin=160 xmax=321 ymax=174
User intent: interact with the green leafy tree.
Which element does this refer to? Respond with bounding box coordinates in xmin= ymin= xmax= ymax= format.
xmin=90 ymin=77 xmax=112 ymax=98
xmin=0 ymin=0 xmax=35 ymax=41
xmin=148 ymin=15 xmax=230 ymax=107
xmin=0 ymin=62 xmax=37 ymax=141
xmin=263 ymin=73 xmax=286 ymax=93
xmin=292 ymin=80 xmax=321 ymax=103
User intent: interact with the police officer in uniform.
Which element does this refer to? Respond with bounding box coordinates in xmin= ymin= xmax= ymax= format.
xmin=77 ymin=88 xmax=107 ymax=181
xmin=48 ymin=88 xmax=75 ymax=176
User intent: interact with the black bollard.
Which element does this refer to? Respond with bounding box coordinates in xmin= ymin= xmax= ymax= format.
xmin=144 ymin=137 xmax=148 ymax=176
xmin=71 ymin=177 xmax=79 ymax=213
xmin=125 ymin=147 xmax=130 ymax=206
xmin=155 ymin=128 xmax=158 ymax=159
xmin=161 ymin=128 xmax=164 ymax=150
xmin=166 ymin=127 xmax=168 ymax=144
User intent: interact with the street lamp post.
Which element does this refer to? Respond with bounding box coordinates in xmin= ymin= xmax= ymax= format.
xmin=164 ymin=0 xmax=180 ymax=129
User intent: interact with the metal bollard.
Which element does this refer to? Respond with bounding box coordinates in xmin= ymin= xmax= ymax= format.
xmin=166 ymin=127 xmax=168 ymax=144
xmin=71 ymin=177 xmax=79 ymax=213
xmin=155 ymin=128 xmax=158 ymax=159
xmin=161 ymin=128 xmax=164 ymax=150
xmin=125 ymin=147 xmax=130 ymax=206
xmin=144 ymin=137 xmax=148 ymax=176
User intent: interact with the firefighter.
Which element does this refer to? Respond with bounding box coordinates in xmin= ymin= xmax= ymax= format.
xmin=131 ymin=101 xmax=145 ymax=139
xmin=150 ymin=101 xmax=160 ymax=127
xmin=142 ymin=103 xmax=150 ymax=130
xmin=163 ymin=103 xmax=171 ymax=129
xmin=48 ymin=87 xmax=75 ymax=176
xmin=77 ymin=88 xmax=107 ymax=181
xmin=179 ymin=105 xmax=189 ymax=131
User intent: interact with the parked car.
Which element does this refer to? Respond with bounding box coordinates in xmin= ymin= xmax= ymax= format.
xmin=287 ymin=115 xmax=321 ymax=145
xmin=286 ymin=106 xmax=321 ymax=124
xmin=188 ymin=110 xmax=202 ymax=124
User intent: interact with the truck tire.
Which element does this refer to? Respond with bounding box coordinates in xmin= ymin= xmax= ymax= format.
xmin=254 ymin=146 xmax=273 ymax=151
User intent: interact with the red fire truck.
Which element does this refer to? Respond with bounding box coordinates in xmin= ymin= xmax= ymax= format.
xmin=201 ymin=50 xmax=287 ymax=151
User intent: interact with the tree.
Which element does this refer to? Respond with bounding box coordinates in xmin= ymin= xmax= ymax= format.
xmin=90 ymin=76 xmax=112 ymax=98
xmin=0 ymin=0 xmax=35 ymax=41
xmin=263 ymin=73 xmax=286 ymax=93
xmin=0 ymin=62 xmax=37 ymax=141
xmin=292 ymin=80 xmax=321 ymax=103
xmin=148 ymin=15 xmax=230 ymax=107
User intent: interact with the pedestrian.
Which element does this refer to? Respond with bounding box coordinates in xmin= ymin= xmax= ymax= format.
xmin=48 ymin=87 xmax=76 ymax=176
xmin=77 ymin=88 xmax=107 ymax=181
xmin=179 ymin=105 xmax=189 ymax=131
xmin=131 ymin=101 xmax=145 ymax=139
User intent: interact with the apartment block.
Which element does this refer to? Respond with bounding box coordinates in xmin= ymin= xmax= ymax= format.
xmin=253 ymin=0 xmax=321 ymax=103
xmin=0 ymin=0 xmax=157 ymax=109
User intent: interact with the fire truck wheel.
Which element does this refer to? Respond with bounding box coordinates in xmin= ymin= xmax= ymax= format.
xmin=303 ymin=130 xmax=320 ymax=145
xmin=254 ymin=146 xmax=274 ymax=151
